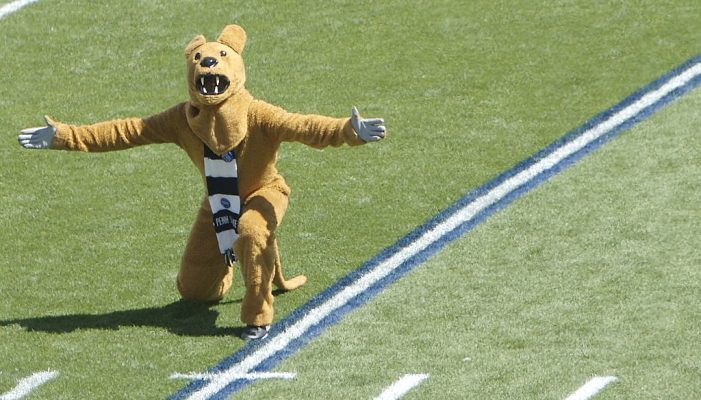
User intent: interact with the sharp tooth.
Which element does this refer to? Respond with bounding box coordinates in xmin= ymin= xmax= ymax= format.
xmin=214 ymin=85 xmax=219 ymax=94
xmin=202 ymin=86 xmax=208 ymax=94
xmin=216 ymin=76 xmax=220 ymax=86
xmin=200 ymin=77 xmax=205 ymax=86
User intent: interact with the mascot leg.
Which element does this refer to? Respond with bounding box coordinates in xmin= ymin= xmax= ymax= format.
xmin=177 ymin=197 xmax=233 ymax=302
xmin=234 ymin=187 xmax=306 ymax=330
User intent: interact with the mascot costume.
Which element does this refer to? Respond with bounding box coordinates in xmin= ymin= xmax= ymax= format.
xmin=17 ymin=24 xmax=386 ymax=340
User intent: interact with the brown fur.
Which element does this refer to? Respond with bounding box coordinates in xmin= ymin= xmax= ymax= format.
xmin=47 ymin=25 xmax=374 ymax=327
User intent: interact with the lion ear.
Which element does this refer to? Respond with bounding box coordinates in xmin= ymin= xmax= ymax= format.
xmin=185 ymin=35 xmax=206 ymax=58
xmin=217 ymin=25 xmax=247 ymax=54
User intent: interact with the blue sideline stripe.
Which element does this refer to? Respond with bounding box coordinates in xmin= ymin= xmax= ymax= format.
xmin=169 ymin=52 xmax=701 ymax=400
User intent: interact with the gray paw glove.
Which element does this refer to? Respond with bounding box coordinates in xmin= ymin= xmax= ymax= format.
xmin=18 ymin=117 xmax=56 ymax=149
xmin=351 ymin=106 xmax=386 ymax=142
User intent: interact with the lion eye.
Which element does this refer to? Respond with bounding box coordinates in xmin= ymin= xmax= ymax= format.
xmin=194 ymin=52 xmax=201 ymax=61
xmin=220 ymin=50 xmax=227 ymax=57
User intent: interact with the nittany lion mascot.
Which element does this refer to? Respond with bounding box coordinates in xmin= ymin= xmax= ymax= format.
xmin=18 ymin=24 xmax=386 ymax=340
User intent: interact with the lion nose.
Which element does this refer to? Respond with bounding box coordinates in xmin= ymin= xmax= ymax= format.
xmin=200 ymin=57 xmax=218 ymax=68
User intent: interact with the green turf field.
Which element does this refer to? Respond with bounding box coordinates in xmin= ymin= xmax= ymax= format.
xmin=1 ymin=1 xmax=699 ymax=398
xmin=244 ymin=83 xmax=701 ymax=400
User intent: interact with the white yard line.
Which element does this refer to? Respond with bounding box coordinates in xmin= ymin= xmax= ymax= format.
xmin=0 ymin=0 xmax=39 ymax=20
xmin=182 ymin=60 xmax=701 ymax=400
xmin=0 ymin=371 xmax=59 ymax=400
xmin=170 ymin=372 xmax=295 ymax=381
xmin=374 ymin=374 xmax=429 ymax=400
xmin=564 ymin=376 xmax=618 ymax=400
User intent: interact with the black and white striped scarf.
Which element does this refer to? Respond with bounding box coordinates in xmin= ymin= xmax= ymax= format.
xmin=204 ymin=145 xmax=240 ymax=266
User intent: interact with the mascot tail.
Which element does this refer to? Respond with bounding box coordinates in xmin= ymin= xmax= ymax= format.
xmin=273 ymin=258 xmax=307 ymax=291
xmin=268 ymin=236 xmax=306 ymax=291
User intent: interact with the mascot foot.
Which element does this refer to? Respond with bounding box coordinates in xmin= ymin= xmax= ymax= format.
xmin=240 ymin=325 xmax=270 ymax=340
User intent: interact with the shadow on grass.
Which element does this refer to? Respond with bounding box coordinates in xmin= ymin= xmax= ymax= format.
xmin=0 ymin=299 xmax=247 ymax=337
xmin=2 ymin=289 xmax=292 ymax=337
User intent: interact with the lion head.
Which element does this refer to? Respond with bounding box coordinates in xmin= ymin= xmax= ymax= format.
xmin=184 ymin=25 xmax=247 ymax=107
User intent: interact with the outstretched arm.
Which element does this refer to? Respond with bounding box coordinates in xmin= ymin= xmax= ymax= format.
xmin=17 ymin=104 xmax=188 ymax=152
xmin=250 ymin=101 xmax=386 ymax=148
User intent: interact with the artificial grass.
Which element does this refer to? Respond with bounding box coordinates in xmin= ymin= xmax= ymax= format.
xmin=244 ymin=84 xmax=701 ymax=399
xmin=1 ymin=0 xmax=700 ymax=398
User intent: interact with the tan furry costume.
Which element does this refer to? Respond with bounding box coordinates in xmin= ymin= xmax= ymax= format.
xmin=46 ymin=25 xmax=372 ymax=327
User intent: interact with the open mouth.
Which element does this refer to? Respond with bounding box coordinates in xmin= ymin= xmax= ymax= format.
xmin=195 ymin=74 xmax=230 ymax=95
